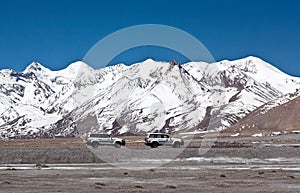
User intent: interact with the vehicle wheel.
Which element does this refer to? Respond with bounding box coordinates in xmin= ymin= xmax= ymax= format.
xmin=91 ymin=142 xmax=99 ymax=148
xmin=173 ymin=142 xmax=180 ymax=148
xmin=151 ymin=142 xmax=159 ymax=148
xmin=114 ymin=142 xmax=121 ymax=148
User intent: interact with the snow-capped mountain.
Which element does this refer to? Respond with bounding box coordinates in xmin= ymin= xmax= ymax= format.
xmin=184 ymin=56 xmax=300 ymax=128
xmin=0 ymin=56 xmax=299 ymax=138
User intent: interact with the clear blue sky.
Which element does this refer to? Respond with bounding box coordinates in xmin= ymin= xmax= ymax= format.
xmin=0 ymin=0 xmax=299 ymax=76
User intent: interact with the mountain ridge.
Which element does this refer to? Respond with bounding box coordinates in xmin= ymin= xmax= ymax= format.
xmin=0 ymin=56 xmax=299 ymax=138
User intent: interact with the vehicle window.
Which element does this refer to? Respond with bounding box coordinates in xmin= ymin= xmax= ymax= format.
xmin=149 ymin=134 xmax=157 ymax=138
xmin=90 ymin=134 xmax=110 ymax=138
xmin=100 ymin=134 xmax=109 ymax=138
xmin=164 ymin=135 xmax=169 ymax=138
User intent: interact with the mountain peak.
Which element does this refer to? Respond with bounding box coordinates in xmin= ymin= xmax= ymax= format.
xmin=243 ymin=56 xmax=263 ymax=61
xmin=66 ymin=61 xmax=93 ymax=69
xmin=143 ymin=58 xmax=155 ymax=63
xmin=24 ymin=61 xmax=49 ymax=73
xmin=64 ymin=61 xmax=94 ymax=74
xmin=170 ymin=59 xmax=180 ymax=66
xmin=238 ymin=56 xmax=286 ymax=75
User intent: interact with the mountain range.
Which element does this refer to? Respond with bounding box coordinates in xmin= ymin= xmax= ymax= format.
xmin=0 ymin=56 xmax=299 ymax=138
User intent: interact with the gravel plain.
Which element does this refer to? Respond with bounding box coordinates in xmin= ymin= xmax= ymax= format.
xmin=0 ymin=134 xmax=299 ymax=193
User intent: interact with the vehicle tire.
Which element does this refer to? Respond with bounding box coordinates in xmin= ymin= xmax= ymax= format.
xmin=173 ymin=142 xmax=180 ymax=148
xmin=151 ymin=142 xmax=159 ymax=148
xmin=91 ymin=142 xmax=99 ymax=148
xmin=114 ymin=142 xmax=121 ymax=148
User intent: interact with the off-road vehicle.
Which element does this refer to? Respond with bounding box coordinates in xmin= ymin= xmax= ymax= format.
xmin=86 ymin=133 xmax=125 ymax=148
xmin=144 ymin=133 xmax=184 ymax=148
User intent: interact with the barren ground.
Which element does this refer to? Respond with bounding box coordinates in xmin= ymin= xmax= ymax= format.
xmin=0 ymin=134 xmax=299 ymax=193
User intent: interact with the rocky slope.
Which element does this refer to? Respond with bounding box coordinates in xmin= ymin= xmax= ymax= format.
xmin=222 ymin=90 xmax=300 ymax=136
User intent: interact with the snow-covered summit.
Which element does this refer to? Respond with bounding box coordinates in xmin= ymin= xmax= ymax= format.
xmin=24 ymin=61 xmax=51 ymax=73
xmin=184 ymin=56 xmax=300 ymax=93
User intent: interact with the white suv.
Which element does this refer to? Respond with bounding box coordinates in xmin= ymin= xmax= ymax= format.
xmin=86 ymin=133 xmax=126 ymax=148
xmin=144 ymin=133 xmax=184 ymax=148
